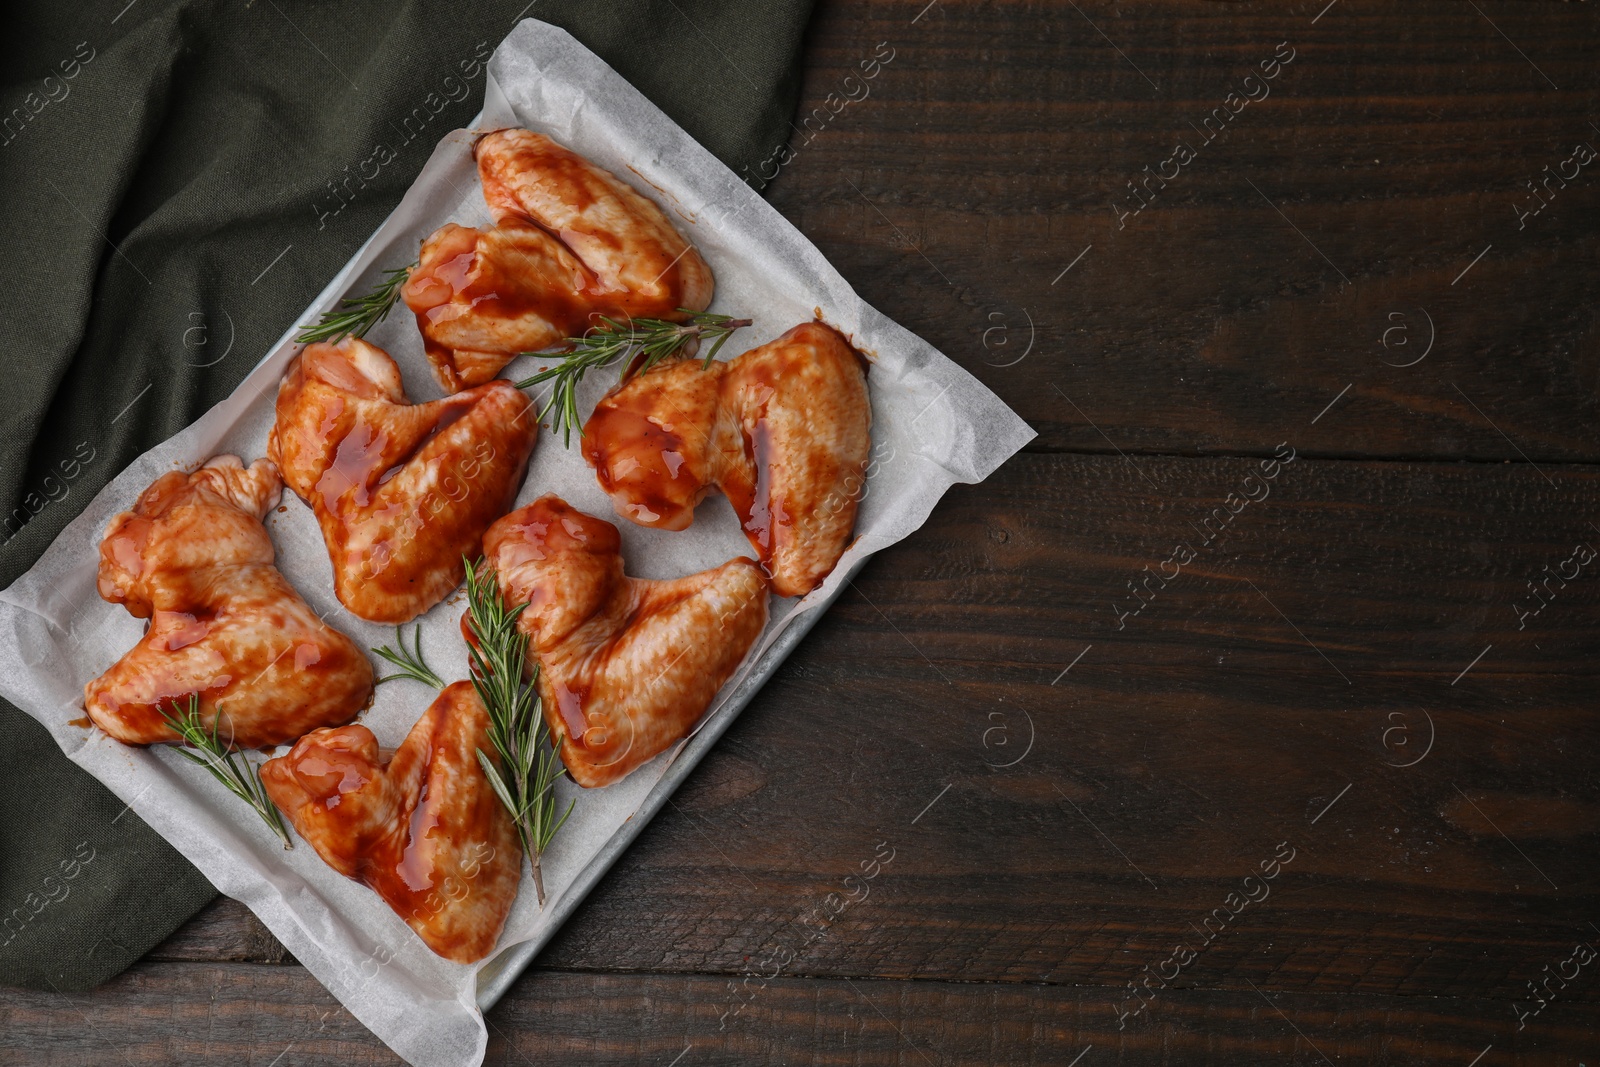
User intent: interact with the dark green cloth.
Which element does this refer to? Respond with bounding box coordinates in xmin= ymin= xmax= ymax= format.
xmin=0 ymin=0 xmax=812 ymax=993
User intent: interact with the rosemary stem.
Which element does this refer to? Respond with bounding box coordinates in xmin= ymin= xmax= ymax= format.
xmin=160 ymin=695 xmax=293 ymax=850
xmin=510 ymin=310 xmax=751 ymax=445
xmin=463 ymin=556 xmax=569 ymax=909
xmin=530 ymin=851 xmax=546 ymax=907
xmin=295 ymin=263 xmax=414 ymax=345
xmin=511 ymin=753 xmax=544 ymax=905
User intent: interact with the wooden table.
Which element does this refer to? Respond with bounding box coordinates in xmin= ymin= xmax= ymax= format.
xmin=9 ymin=1 xmax=1599 ymax=1062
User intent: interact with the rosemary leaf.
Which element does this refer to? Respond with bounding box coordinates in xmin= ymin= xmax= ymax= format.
xmin=159 ymin=695 xmax=293 ymax=850
xmin=373 ymin=624 xmax=447 ymax=689
xmin=295 ymin=263 xmax=415 ymax=345
xmin=475 ymin=749 xmax=527 ymax=821
xmin=513 ymin=310 xmax=751 ymax=447
xmin=462 ymin=556 xmax=574 ymax=905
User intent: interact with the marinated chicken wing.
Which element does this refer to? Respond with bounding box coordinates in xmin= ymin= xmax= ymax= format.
xmin=583 ymin=321 xmax=871 ymax=598
xmin=402 ymin=128 xmax=714 ymax=391
xmin=262 ymin=681 xmax=521 ymax=963
xmin=83 ymin=456 xmax=373 ymax=749
xmin=268 ymin=337 xmax=537 ymax=623
xmin=480 ymin=495 xmax=768 ymax=788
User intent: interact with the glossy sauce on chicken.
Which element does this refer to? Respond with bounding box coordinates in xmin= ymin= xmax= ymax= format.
xmin=268 ymin=337 xmax=537 ymax=623
xmin=583 ymin=321 xmax=871 ymax=598
xmin=480 ymin=495 xmax=769 ymax=787
xmin=580 ymin=358 xmax=723 ymax=530
xmin=261 ymin=682 xmax=521 ymax=964
xmin=402 ymin=128 xmax=714 ymax=392
xmin=84 ymin=456 xmax=374 ymax=748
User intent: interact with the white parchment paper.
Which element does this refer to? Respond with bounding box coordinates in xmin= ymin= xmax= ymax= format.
xmin=0 ymin=21 xmax=1034 ymax=1067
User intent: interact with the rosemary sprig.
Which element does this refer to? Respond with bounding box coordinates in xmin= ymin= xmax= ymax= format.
xmin=295 ymin=263 xmax=415 ymax=345
xmin=462 ymin=556 xmax=573 ymax=905
xmin=372 ymin=624 xmax=447 ymax=689
xmin=513 ymin=310 xmax=751 ymax=446
xmin=159 ymin=695 xmax=293 ymax=850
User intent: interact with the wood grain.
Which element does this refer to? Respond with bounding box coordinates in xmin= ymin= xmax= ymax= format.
xmin=766 ymin=0 xmax=1600 ymax=462
xmin=146 ymin=898 xmax=293 ymax=966
xmin=536 ymin=452 xmax=1600 ymax=1004
xmin=4 ymin=959 xmax=1595 ymax=1065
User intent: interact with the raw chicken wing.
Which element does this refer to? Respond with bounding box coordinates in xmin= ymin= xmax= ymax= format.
xmin=583 ymin=321 xmax=871 ymax=597
xmin=262 ymin=681 xmax=521 ymax=963
xmin=481 ymin=495 xmax=768 ymax=788
xmin=402 ymin=128 xmax=714 ymax=391
xmin=84 ymin=456 xmax=373 ymax=748
xmin=268 ymin=337 xmax=537 ymax=623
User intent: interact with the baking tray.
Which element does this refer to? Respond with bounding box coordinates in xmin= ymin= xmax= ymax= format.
xmin=254 ymin=94 xmax=876 ymax=1010
xmin=0 ymin=22 xmax=1035 ymax=1063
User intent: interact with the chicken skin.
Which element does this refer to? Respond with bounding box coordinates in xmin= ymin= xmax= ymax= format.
xmin=83 ymin=456 xmax=373 ymax=749
xmin=402 ymin=128 xmax=714 ymax=392
xmin=480 ymin=495 xmax=768 ymax=788
xmin=583 ymin=321 xmax=871 ymax=598
xmin=268 ymin=337 xmax=537 ymax=623
xmin=262 ymin=682 xmax=521 ymax=964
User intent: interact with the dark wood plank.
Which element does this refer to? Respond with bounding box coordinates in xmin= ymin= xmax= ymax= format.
xmin=528 ymin=451 xmax=1600 ymax=1009
xmin=145 ymin=897 xmax=292 ymax=965
xmin=767 ymin=0 xmax=1600 ymax=462
xmin=0 ymin=962 xmax=396 ymax=1066
xmin=4 ymin=959 xmax=1595 ymax=1065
